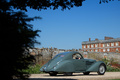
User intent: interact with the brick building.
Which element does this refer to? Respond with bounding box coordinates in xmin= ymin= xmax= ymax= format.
xmin=82 ymin=37 xmax=120 ymax=53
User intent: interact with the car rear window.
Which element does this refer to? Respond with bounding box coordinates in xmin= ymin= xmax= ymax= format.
xmin=52 ymin=53 xmax=67 ymax=60
xmin=60 ymin=55 xmax=64 ymax=57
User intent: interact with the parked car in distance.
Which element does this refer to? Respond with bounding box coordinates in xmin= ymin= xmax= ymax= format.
xmin=40 ymin=51 xmax=106 ymax=76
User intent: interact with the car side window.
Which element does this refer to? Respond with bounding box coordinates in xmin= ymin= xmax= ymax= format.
xmin=72 ymin=53 xmax=82 ymax=60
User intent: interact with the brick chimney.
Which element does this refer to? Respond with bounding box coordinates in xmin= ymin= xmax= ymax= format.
xmin=95 ymin=38 xmax=98 ymax=41
xmin=89 ymin=38 xmax=91 ymax=41
xmin=105 ymin=36 xmax=113 ymax=40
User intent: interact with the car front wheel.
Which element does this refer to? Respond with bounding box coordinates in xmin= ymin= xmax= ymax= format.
xmin=97 ymin=64 xmax=106 ymax=75
xmin=49 ymin=72 xmax=57 ymax=76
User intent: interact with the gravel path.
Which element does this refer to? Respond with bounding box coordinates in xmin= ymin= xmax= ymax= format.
xmin=29 ymin=72 xmax=120 ymax=80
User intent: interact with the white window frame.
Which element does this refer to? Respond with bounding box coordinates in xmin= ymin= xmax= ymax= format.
xmin=103 ymin=44 xmax=105 ymax=47
xmin=116 ymin=42 xmax=118 ymax=46
xmin=116 ymin=48 xmax=118 ymax=52
xmin=87 ymin=45 xmax=90 ymax=48
xmin=91 ymin=49 xmax=93 ymax=52
xmin=107 ymin=43 xmax=110 ymax=47
xmin=95 ymin=44 xmax=98 ymax=47
xmin=91 ymin=44 xmax=94 ymax=48
xmin=107 ymin=48 xmax=110 ymax=52
xmin=111 ymin=43 xmax=114 ymax=46
xmin=103 ymin=49 xmax=105 ymax=52
xmin=84 ymin=45 xmax=86 ymax=48
xmin=95 ymin=49 xmax=98 ymax=52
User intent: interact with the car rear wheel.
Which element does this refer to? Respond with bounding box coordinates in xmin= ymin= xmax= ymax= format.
xmin=64 ymin=72 xmax=73 ymax=76
xmin=97 ymin=64 xmax=106 ymax=75
xmin=49 ymin=72 xmax=57 ymax=76
xmin=83 ymin=72 xmax=90 ymax=75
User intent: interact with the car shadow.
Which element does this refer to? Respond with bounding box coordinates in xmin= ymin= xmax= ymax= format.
xmin=44 ymin=73 xmax=99 ymax=77
xmin=26 ymin=73 xmax=100 ymax=80
xmin=14 ymin=78 xmax=77 ymax=80
xmin=73 ymin=73 xmax=99 ymax=76
xmin=29 ymin=78 xmax=77 ymax=80
xmin=72 ymin=74 xmax=99 ymax=76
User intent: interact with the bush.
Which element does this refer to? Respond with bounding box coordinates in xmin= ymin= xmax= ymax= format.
xmin=102 ymin=58 xmax=110 ymax=65
xmin=107 ymin=65 xmax=120 ymax=72
xmin=23 ymin=64 xmax=44 ymax=74
xmin=101 ymin=58 xmax=120 ymax=72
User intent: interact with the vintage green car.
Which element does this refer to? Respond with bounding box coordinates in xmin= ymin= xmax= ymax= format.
xmin=40 ymin=51 xmax=106 ymax=76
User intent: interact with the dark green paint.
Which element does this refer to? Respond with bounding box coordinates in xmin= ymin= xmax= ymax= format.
xmin=40 ymin=51 xmax=106 ymax=74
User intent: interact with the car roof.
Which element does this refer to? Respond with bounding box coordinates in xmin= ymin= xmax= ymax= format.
xmin=59 ymin=51 xmax=78 ymax=55
xmin=58 ymin=51 xmax=82 ymax=59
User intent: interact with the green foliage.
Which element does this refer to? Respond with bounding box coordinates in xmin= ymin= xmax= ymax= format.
xmin=1 ymin=0 xmax=119 ymax=80
xmin=23 ymin=64 xmax=44 ymax=74
xmin=1 ymin=11 xmax=41 ymax=80
xmin=1 ymin=4 xmax=41 ymax=80
xmin=0 ymin=0 xmax=86 ymax=79
xmin=9 ymin=0 xmax=85 ymax=11
xmin=101 ymin=58 xmax=120 ymax=72
xmin=102 ymin=58 xmax=110 ymax=65
xmin=107 ymin=65 xmax=120 ymax=72
xmin=99 ymin=0 xmax=118 ymax=4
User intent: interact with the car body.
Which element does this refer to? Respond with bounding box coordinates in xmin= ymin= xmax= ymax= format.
xmin=40 ymin=51 xmax=106 ymax=76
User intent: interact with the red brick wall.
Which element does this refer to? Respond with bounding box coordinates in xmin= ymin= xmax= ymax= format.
xmin=119 ymin=42 xmax=120 ymax=46
xmin=82 ymin=41 xmax=120 ymax=53
xmin=118 ymin=48 xmax=120 ymax=53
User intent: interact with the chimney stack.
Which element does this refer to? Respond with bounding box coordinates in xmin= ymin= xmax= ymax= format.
xmin=89 ymin=38 xmax=91 ymax=41
xmin=105 ymin=36 xmax=113 ymax=40
xmin=95 ymin=38 xmax=98 ymax=41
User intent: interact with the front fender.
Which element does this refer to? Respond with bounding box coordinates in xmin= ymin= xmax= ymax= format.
xmin=86 ymin=61 xmax=106 ymax=72
xmin=55 ymin=60 xmax=75 ymax=72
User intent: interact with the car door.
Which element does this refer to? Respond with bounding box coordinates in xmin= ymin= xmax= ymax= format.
xmin=72 ymin=53 xmax=86 ymax=71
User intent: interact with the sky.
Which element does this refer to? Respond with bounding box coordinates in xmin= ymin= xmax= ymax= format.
xmin=26 ymin=0 xmax=120 ymax=49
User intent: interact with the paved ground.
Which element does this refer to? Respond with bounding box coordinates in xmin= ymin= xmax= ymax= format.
xmin=29 ymin=72 xmax=120 ymax=80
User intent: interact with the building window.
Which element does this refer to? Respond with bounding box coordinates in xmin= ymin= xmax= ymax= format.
xmin=116 ymin=48 xmax=119 ymax=52
xmin=107 ymin=48 xmax=110 ymax=52
xmin=99 ymin=49 xmax=101 ymax=52
xmin=107 ymin=43 xmax=110 ymax=47
xmin=95 ymin=49 xmax=98 ymax=52
xmin=116 ymin=42 xmax=118 ymax=46
xmin=103 ymin=44 xmax=105 ymax=47
xmin=91 ymin=50 xmax=93 ymax=52
xmin=111 ymin=43 xmax=114 ymax=46
xmin=84 ymin=45 xmax=86 ymax=48
xmin=103 ymin=49 xmax=105 ymax=52
xmin=91 ymin=44 xmax=94 ymax=48
xmin=95 ymin=44 xmax=98 ymax=47
xmin=87 ymin=45 xmax=90 ymax=48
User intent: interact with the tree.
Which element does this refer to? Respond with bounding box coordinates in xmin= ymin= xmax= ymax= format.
xmin=1 ymin=0 xmax=117 ymax=12
xmin=0 ymin=0 xmax=119 ymax=80
xmin=9 ymin=0 xmax=85 ymax=11
xmin=99 ymin=0 xmax=119 ymax=4
xmin=1 ymin=10 xmax=41 ymax=79
xmin=0 ymin=0 xmax=85 ymax=80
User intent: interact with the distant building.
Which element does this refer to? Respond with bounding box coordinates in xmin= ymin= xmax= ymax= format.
xmin=82 ymin=36 xmax=120 ymax=53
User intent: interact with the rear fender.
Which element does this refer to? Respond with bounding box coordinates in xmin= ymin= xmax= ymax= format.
xmin=55 ymin=60 xmax=75 ymax=72
xmin=86 ymin=61 xmax=106 ymax=72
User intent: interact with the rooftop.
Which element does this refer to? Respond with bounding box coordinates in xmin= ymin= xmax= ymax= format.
xmin=82 ymin=37 xmax=120 ymax=45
